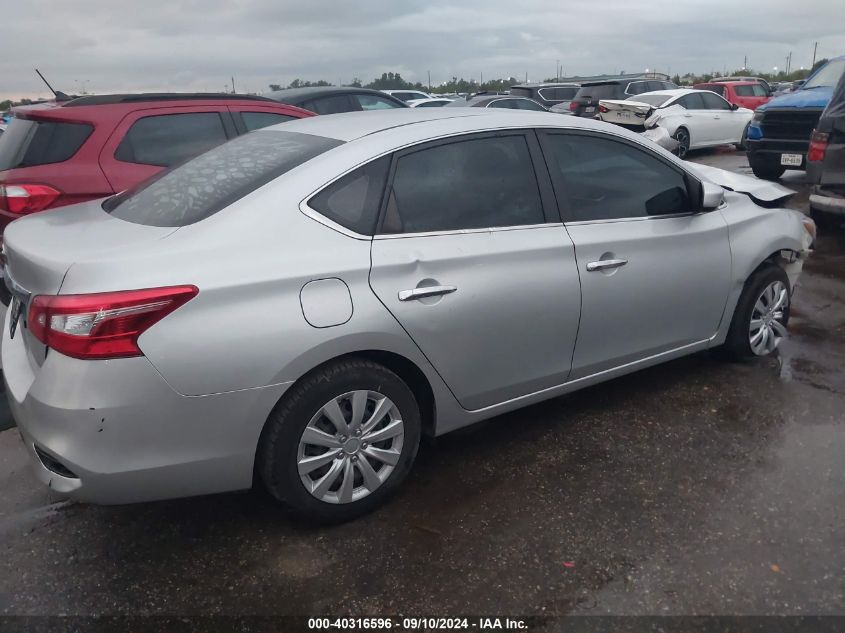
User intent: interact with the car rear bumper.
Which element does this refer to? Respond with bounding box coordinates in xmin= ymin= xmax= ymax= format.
xmin=3 ymin=312 xmax=290 ymax=504
xmin=810 ymin=186 xmax=845 ymax=216
xmin=746 ymin=138 xmax=809 ymax=170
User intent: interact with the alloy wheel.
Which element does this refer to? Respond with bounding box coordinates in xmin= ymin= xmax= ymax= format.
xmin=749 ymin=280 xmax=789 ymax=356
xmin=297 ymin=390 xmax=404 ymax=504
xmin=675 ymin=129 xmax=690 ymax=159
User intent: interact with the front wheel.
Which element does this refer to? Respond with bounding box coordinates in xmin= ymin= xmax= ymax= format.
xmin=722 ymin=265 xmax=791 ymax=359
xmin=257 ymin=359 xmax=421 ymax=523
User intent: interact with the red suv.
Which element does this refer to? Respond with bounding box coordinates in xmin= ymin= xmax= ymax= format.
xmin=0 ymin=93 xmax=313 ymax=232
xmin=693 ymin=81 xmax=771 ymax=111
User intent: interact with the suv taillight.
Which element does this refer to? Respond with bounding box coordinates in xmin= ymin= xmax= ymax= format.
xmin=0 ymin=184 xmax=62 ymax=215
xmin=808 ymin=130 xmax=829 ymax=162
xmin=569 ymin=101 xmax=578 ymax=112
xmin=28 ymin=286 xmax=198 ymax=360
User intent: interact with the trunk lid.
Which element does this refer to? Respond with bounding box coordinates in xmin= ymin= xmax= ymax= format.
xmin=598 ymin=99 xmax=653 ymax=128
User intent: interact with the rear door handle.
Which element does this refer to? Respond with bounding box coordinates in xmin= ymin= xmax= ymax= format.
xmin=398 ymin=285 xmax=457 ymax=301
xmin=586 ymin=259 xmax=628 ymax=272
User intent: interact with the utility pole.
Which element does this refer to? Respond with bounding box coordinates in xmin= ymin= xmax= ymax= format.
xmin=744 ymin=55 xmax=747 ymax=70
xmin=525 ymin=71 xmax=528 ymax=83
xmin=231 ymin=76 xmax=235 ymax=93
xmin=812 ymin=41 xmax=818 ymax=69
xmin=556 ymin=59 xmax=560 ymax=81
xmin=428 ymin=70 xmax=431 ymax=92
xmin=480 ymin=71 xmax=483 ymax=86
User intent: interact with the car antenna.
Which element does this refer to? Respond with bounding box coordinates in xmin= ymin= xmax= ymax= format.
xmin=35 ymin=68 xmax=71 ymax=102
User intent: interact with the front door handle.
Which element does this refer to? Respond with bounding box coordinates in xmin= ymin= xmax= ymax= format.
xmin=586 ymin=259 xmax=628 ymax=272
xmin=398 ymin=285 xmax=457 ymax=301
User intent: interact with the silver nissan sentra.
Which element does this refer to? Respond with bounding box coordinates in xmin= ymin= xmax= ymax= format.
xmin=3 ymin=109 xmax=815 ymax=522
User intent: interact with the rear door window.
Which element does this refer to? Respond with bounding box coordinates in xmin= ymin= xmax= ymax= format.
xmin=105 ymin=130 xmax=342 ymax=227
xmin=381 ymin=133 xmax=544 ymax=234
xmin=302 ymin=96 xmax=355 ymax=115
xmin=115 ymin=112 xmax=229 ymax=167
xmin=354 ymin=94 xmax=404 ymax=110
xmin=0 ymin=118 xmax=92 ymax=170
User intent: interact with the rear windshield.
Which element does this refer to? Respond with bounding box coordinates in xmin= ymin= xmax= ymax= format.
xmin=104 ymin=130 xmax=342 ymax=227
xmin=0 ymin=118 xmax=92 ymax=171
xmin=629 ymin=94 xmax=673 ymax=107
xmin=575 ymin=84 xmax=620 ymax=100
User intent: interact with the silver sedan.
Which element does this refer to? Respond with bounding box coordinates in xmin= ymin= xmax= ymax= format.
xmin=3 ymin=109 xmax=816 ymax=522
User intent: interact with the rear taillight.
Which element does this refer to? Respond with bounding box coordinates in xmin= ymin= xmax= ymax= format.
xmin=568 ymin=101 xmax=578 ymax=112
xmin=0 ymin=184 xmax=62 ymax=215
xmin=598 ymin=105 xmax=609 ymax=113
xmin=807 ymin=130 xmax=829 ymax=162
xmin=28 ymin=286 xmax=198 ymax=360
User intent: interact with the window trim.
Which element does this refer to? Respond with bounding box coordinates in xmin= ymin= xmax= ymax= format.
xmin=536 ymin=128 xmax=702 ymax=225
xmin=374 ymin=129 xmax=558 ymax=237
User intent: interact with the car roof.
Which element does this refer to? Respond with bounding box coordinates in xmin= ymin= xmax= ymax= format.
xmin=60 ymin=93 xmax=276 ymax=107
xmin=634 ymin=88 xmax=701 ymax=98
xmin=512 ymin=83 xmax=580 ymax=89
xmin=255 ymin=107 xmax=606 ymax=144
xmin=266 ymin=86 xmax=401 ymax=104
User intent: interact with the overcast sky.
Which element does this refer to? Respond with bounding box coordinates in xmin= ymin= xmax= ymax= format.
xmin=2 ymin=0 xmax=844 ymax=100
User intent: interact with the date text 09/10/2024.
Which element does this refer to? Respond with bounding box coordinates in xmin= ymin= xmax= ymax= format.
xmin=307 ymin=617 xmax=529 ymax=630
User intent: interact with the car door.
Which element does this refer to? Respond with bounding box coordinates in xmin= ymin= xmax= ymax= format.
xmin=700 ymin=91 xmax=742 ymax=144
xmin=99 ymin=107 xmax=235 ymax=192
xmin=676 ymin=93 xmax=716 ymax=146
xmin=538 ymin=130 xmax=732 ymax=378
xmin=369 ymin=131 xmax=582 ymax=410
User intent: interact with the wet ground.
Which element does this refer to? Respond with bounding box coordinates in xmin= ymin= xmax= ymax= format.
xmin=0 ymin=148 xmax=843 ymax=617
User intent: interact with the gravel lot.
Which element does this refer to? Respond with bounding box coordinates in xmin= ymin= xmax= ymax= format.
xmin=0 ymin=147 xmax=843 ymax=617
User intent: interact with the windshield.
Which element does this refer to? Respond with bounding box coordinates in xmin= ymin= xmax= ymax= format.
xmin=803 ymin=60 xmax=845 ymax=90
xmin=627 ymin=94 xmax=673 ymax=107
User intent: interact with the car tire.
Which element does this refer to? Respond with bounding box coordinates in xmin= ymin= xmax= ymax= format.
xmin=722 ymin=264 xmax=791 ymax=359
xmin=673 ymin=127 xmax=691 ymax=159
xmin=749 ymin=159 xmax=786 ymax=181
xmin=736 ymin=124 xmax=749 ymax=151
xmin=257 ymin=358 xmax=421 ymax=523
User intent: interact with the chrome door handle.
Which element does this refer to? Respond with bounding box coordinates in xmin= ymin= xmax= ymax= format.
xmin=586 ymin=258 xmax=628 ymax=272
xmin=398 ymin=285 xmax=457 ymax=301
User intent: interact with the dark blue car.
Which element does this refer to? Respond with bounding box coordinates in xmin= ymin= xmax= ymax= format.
xmin=746 ymin=56 xmax=845 ymax=180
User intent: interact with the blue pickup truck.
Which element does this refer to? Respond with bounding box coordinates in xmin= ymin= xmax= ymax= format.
xmin=746 ymin=56 xmax=845 ymax=180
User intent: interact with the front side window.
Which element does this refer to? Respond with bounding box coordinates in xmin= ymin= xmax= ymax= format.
xmin=114 ymin=112 xmax=228 ymax=167
xmin=355 ymin=95 xmax=403 ymax=110
xmin=309 ymin=157 xmax=390 ymax=235
xmin=241 ymin=111 xmax=296 ymax=131
xmin=701 ymin=92 xmax=732 ymax=110
xmin=382 ymin=134 xmax=544 ymax=234
xmin=105 ymin=130 xmax=342 ymax=227
xmin=542 ymin=133 xmax=692 ymax=222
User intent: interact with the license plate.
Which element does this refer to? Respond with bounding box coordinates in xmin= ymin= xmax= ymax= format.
xmin=9 ymin=296 xmax=22 ymax=339
xmin=780 ymin=153 xmax=803 ymax=166
xmin=584 ymin=106 xmax=595 ymax=113
xmin=617 ymin=111 xmax=631 ymax=119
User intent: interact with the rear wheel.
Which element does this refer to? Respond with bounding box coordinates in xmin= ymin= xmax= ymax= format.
xmin=257 ymin=359 xmax=421 ymax=523
xmin=723 ymin=265 xmax=791 ymax=359
xmin=749 ymin=157 xmax=786 ymax=180
xmin=673 ymin=127 xmax=691 ymax=159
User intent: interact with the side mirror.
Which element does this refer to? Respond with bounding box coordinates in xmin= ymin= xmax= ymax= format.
xmin=731 ymin=103 xmax=740 ymax=110
xmin=701 ymin=181 xmax=725 ymax=210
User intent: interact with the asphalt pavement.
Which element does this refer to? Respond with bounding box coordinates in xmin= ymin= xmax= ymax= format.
xmin=0 ymin=148 xmax=843 ymax=618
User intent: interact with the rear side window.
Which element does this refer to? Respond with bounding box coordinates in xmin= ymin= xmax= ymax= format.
xmin=0 ymin=118 xmax=92 ymax=170
xmin=105 ymin=131 xmax=342 ymax=227
xmin=382 ymin=134 xmax=544 ymax=234
xmin=309 ymin=157 xmax=390 ymax=235
xmin=543 ymin=133 xmax=691 ymax=221
xmin=241 ymin=112 xmax=296 ymax=131
xmin=115 ymin=112 xmax=228 ymax=167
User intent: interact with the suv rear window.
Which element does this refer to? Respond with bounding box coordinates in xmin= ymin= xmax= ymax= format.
xmin=574 ymin=84 xmax=620 ymax=100
xmin=104 ymin=130 xmax=342 ymax=227
xmin=0 ymin=118 xmax=92 ymax=170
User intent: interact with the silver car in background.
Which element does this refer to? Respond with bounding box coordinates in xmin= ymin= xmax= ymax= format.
xmin=3 ymin=109 xmax=815 ymax=522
